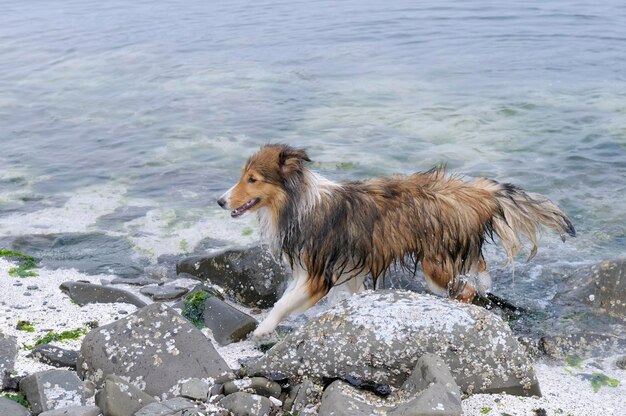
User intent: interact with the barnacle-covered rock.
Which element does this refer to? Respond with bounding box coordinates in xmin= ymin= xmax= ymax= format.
xmin=248 ymin=290 xmax=540 ymax=396
xmin=77 ymin=303 xmax=233 ymax=399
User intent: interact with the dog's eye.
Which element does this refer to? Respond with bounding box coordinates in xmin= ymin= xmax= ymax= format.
xmin=248 ymin=176 xmax=257 ymax=184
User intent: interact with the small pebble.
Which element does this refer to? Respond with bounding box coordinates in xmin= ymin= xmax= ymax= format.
xmin=23 ymin=292 xmax=32 ymax=296
xmin=118 ymin=310 xmax=128 ymax=315
xmin=13 ymin=282 xmax=23 ymax=286
xmin=27 ymin=285 xmax=39 ymax=290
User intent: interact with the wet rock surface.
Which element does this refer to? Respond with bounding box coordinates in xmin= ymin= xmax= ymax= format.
xmin=539 ymin=332 xmax=626 ymax=360
xmin=139 ymin=285 xmax=189 ymax=301
xmin=19 ymin=369 xmax=85 ymax=415
xmin=1 ymin=233 xmax=149 ymax=278
xmin=176 ymin=245 xmax=289 ymax=308
xmin=77 ymin=303 xmax=233 ymax=398
xmin=202 ymin=296 xmax=258 ymax=345
xmin=29 ymin=344 xmax=79 ymax=369
xmin=248 ymin=290 xmax=540 ymax=396
xmin=555 ymin=258 xmax=626 ymax=319
xmin=60 ymin=281 xmax=147 ymax=308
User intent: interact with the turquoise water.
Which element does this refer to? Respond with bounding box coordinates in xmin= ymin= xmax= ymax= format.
xmin=1 ymin=1 xmax=625 ymax=315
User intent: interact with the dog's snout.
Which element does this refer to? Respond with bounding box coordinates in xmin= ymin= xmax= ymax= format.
xmin=217 ymin=197 xmax=226 ymax=208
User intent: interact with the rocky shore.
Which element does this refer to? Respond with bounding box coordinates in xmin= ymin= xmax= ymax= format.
xmin=1 ymin=246 xmax=625 ymax=416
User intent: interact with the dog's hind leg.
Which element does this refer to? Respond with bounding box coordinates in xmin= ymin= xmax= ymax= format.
xmin=252 ymin=267 xmax=327 ymax=338
xmin=422 ymin=259 xmax=477 ymax=303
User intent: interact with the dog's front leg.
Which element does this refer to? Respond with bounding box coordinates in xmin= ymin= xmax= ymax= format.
xmin=252 ymin=267 xmax=323 ymax=338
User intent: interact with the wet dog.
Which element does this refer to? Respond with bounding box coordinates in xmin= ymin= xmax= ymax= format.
xmin=217 ymin=144 xmax=575 ymax=337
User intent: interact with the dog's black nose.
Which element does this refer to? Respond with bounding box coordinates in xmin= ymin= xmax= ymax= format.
xmin=217 ymin=198 xmax=226 ymax=208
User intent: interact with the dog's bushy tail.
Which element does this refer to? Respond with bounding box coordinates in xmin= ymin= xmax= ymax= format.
xmin=474 ymin=179 xmax=576 ymax=263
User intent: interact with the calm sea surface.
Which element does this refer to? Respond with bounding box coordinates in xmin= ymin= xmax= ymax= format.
xmin=1 ymin=1 xmax=625 ymax=328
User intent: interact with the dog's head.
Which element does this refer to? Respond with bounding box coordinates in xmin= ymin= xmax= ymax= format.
xmin=217 ymin=144 xmax=310 ymax=217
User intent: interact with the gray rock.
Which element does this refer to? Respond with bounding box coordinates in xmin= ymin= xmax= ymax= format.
xmin=59 ymin=282 xmax=146 ymax=308
xmin=176 ymin=245 xmax=289 ymax=308
xmin=540 ymin=332 xmax=626 ymax=359
xmin=202 ymin=297 xmax=258 ymax=345
xmin=247 ymin=291 xmax=540 ymax=397
xmin=223 ymin=377 xmax=281 ymax=399
xmin=283 ymin=379 xmax=321 ymax=413
xmin=180 ymin=378 xmax=209 ymax=401
xmin=109 ymin=276 xmax=160 ymax=286
xmin=0 ymin=332 xmax=18 ymax=374
xmin=29 ymin=344 xmax=78 ymax=369
xmin=615 ymin=355 xmax=626 ymax=370
xmin=4 ymin=233 xmax=148 ymax=278
xmin=39 ymin=406 xmax=102 ymax=416
xmin=95 ymin=375 xmax=156 ymax=416
xmin=555 ymin=258 xmax=626 ymax=319
xmin=134 ymin=398 xmax=196 ymax=416
xmin=77 ymin=303 xmax=233 ymax=398
xmin=19 ymin=369 xmax=85 ymax=415
xmin=0 ymin=397 xmax=30 ymax=416
xmin=217 ymin=392 xmax=272 ymax=416
xmin=140 ymin=285 xmax=189 ymax=301
xmin=318 ymin=354 xmax=462 ymax=416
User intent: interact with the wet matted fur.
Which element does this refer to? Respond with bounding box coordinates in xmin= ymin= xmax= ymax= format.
xmin=217 ymin=144 xmax=575 ymax=337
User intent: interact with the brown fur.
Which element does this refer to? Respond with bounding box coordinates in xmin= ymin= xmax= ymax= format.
xmin=219 ymin=144 xmax=575 ymax=308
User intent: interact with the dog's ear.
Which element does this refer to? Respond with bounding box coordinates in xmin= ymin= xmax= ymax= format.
xmin=279 ymin=147 xmax=310 ymax=176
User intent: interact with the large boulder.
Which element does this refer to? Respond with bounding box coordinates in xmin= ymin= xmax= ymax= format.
xmin=247 ymin=291 xmax=539 ymax=396
xmin=19 ymin=369 xmax=85 ymax=415
xmin=555 ymin=258 xmax=626 ymax=319
xmin=77 ymin=303 xmax=233 ymax=399
xmin=176 ymin=245 xmax=289 ymax=308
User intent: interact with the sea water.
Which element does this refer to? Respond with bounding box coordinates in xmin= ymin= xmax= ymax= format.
xmin=1 ymin=0 xmax=625 ymax=336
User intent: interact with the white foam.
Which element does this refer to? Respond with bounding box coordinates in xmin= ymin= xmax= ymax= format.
xmin=0 ymin=183 xmax=126 ymax=236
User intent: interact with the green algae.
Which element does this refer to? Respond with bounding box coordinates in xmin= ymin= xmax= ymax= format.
xmin=0 ymin=249 xmax=39 ymax=278
xmin=2 ymin=392 xmax=30 ymax=408
xmin=590 ymin=373 xmax=620 ymax=392
xmin=181 ymin=290 xmax=220 ymax=329
xmin=16 ymin=320 xmax=35 ymax=332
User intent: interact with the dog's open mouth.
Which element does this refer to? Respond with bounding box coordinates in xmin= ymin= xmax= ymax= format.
xmin=231 ymin=198 xmax=260 ymax=218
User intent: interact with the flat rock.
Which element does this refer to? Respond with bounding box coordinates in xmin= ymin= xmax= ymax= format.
xmin=20 ymin=369 xmax=85 ymax=415
xmin=95 ymin=375 xmax=156 ymax=416
xmin=180 ymin=378 xmax=210 ymax=401
xmin=0 ymin=332 xmax=18 ymax=374
xmin=39 ymin=406 xmax=102 ymax=416
xmin=4 ymin=233 xmax=148 ymax=278
xmin=0 ymin=397 xmax=30 ymax=416
xmin=218 ymin=392 xmax=272 ymax=416
xmin=59 ymin=281 xmax=146 ymax=308
xmin=247 ymin=290 xmax=540 ymax=396
xmin=109 ymin=276 xmax=161 ymax=286
xmin=77 ymin=303 xmax=233 ymax=398
xmin=223 ymin=377 xmax=281 ymax=399
xmin=176 ymin=245 xmax=289 ymax=308
xmin=202 ymin=297 xmax=258 ymax=345
xmin=29 ymin=344 xmax=78 ymax=369
xmin=140 ymin=285 xmax=189 ymax=301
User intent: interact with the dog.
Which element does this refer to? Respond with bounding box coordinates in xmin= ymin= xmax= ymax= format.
xmin=217 ymin=144 xmax=575 ymax=337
